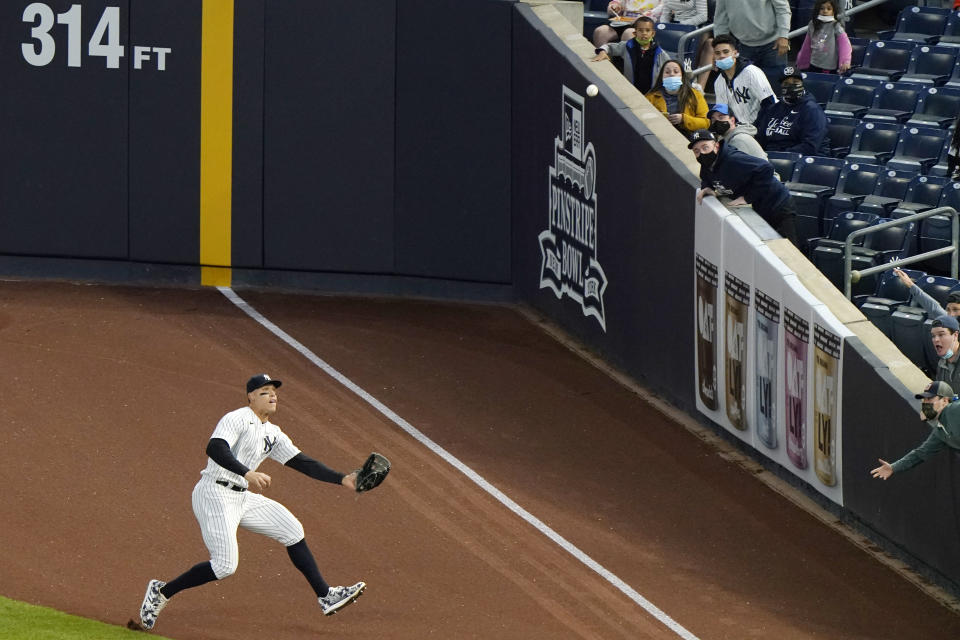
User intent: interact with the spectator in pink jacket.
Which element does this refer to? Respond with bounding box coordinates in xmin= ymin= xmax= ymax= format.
xmin=796 ymin=0 xmax=852 ymax=74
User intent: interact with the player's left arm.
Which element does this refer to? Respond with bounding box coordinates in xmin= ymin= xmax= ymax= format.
xmin=284 ymin=452 xmax=350 ymax=485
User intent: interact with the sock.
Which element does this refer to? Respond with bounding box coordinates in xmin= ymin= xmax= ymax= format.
xmin=286 ymin=539 xmax=330 ymax=597
xmin=159 ymin=562 xmax=218 ymax=599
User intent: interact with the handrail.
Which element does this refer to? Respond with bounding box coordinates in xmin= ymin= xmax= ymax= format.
xmin=842 ymin=207 xmax=959 ymax=299
xmin=682 ymin=0 xmax=895 ymax=77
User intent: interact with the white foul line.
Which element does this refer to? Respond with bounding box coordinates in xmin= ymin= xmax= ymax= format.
xmin=218 ymin=286 xmax=700 ymax=640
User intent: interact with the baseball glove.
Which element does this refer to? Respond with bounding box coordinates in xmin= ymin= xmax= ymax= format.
xmin=354 ymin=452 xmax=391 ymax=492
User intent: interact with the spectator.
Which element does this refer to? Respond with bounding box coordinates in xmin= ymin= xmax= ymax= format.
xmin=930 ymin=315 xmax=960 ymax=391
xmin=593 ymin=0 xmax=663 ymax=47
xmin=892 ymin=268 xmax=960 ymax=321
xmin=646 ymin=60 xmax=709 ymax=134
xmin=690 ymin=129 xmax=799 ymax=246
xmin=707 ymin=103 xmax=767 ymax=160
xmin=796 ymin=0 xmax=852 ymax=74
xmin=713 ymin=0 xmax=792 ymax=88
xmin=755 ymin=67 xmax=830 ymax=156
xmin=948 ymin=113 xmax=960 ymax=181
xmin=712 ymin=34 xmax=778 ymax=127
xmin=652 ymin=0 xmax=709 ymax=27
xmin=593 ymin=17 xmax=671 ymax=96
xmin=870 ymin=381 xmax=960 ymax=481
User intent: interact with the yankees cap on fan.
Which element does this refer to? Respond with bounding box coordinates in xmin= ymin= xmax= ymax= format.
xmin=915 ymin=380 xmax=954 ymax=399
xmin=246 ymin=373 xmax=282 ymax=393
xmin=687 ymin=129 xmax=718 ymax=149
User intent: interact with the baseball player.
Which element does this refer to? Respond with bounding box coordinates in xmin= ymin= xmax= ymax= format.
xmin=138 ymin=374 xmax=365 ymax=631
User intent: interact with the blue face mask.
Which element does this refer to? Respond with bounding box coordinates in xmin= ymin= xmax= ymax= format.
xmin=944 ymin=348 xmax=955 ymax=360
xmin=716 ymin=55 xmax=736 ymax=70
xmin=663 ymin=76 xmax=683 ymax=92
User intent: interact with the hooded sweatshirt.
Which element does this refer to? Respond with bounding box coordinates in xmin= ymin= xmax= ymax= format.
xmin=723 ymin=123 xmax=767 ymax=160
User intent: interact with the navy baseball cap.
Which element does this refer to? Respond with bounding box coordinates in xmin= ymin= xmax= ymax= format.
xmin=947 ymin=291 xmax=960 ymax=305
xmin=246 ymin=374 xmax=282 ymax=393
xmin=780 ymin=66 xmax=803 ymax=82
xmin=687 ymin=129 xmax=718 ymax=148
xmin=932 ymin=315 xmax=960 ymax=332
xmin=707 ymin=103 xmax=731 ymax=118
xmin=916 ymin=380 xmax=954 ymax=399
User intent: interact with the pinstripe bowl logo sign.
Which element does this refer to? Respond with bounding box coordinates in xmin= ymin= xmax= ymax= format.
xmin=539 ymin=85 xmax=608 ymax=332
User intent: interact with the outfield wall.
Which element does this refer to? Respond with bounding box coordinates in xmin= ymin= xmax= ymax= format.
xmin=2 ymin=0 xmax=959 ymax=592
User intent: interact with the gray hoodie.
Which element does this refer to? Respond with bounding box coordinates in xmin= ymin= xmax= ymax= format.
xmin=713 ymin=0 xmax=792 ymax=47
xmin=724 ymin=124 xmax=767 ymax=161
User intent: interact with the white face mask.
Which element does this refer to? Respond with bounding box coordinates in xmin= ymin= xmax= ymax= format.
xmin=817 ymin=15 xmax=836 ymax=22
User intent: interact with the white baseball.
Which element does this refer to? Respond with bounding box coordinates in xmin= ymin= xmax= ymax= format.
xmin=586 ymin=84 xmax=599 ymax=97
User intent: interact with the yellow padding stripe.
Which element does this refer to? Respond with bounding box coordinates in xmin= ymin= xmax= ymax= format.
xmin=200 ymin=0 xmax=234 ymax=287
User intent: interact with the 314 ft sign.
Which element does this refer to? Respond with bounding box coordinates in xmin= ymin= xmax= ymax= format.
xmin=22 ymin=3 xmax=172 ymax=70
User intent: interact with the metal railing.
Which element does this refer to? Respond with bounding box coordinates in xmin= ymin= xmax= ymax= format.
xmin=680 ymin=0 xmax=894 ymax=76
xmin=842 ymin=207 xmax=959 ymax=299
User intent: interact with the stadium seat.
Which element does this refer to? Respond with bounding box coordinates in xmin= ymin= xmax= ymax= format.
xmin=811 ymin=214 xmax=897 ymax=296
xmin=856 ymin=266 xmax=926 ymax=310
xmin=892 ymin=174 xmax=952 ymax=216
xmin=655 ymin=23 xmax=698 ymax=65
xmin=879 ymin=6 xmax=951 ymax=43
xmin=940 ymin=181 xmax=960 ymax=210
xmin=863 ymin=82 xmax=924 ymax=123
xmin=766 ymin=150 xmax=801 ymax=182
xmin=824 ymin=77 xmax=884 ymax=118
xmin=849 ymin=37 xmax=870 ymax=67
xmin=918 ymin=212 xmax=958 ymax=274
xmin=906 ymin=86 xmax=960 ymax=128
xmin=802 ymin=72 xmax=840 ymax=108
xmin=848 ymin=40 xmax=915 ymax=81
xmin=808 ymin=211 xmax=879 ymax=254
xmin=826 ymin=116 xmax=858 ymax=157
xmin=857 ymin=169 xmax=916 ymax=216
xmin=845 ymin=121 xmax=902 ymax=165
xmin=891 ymin=306 xmax=935 ymax=372
xmin=917 ymin=273 xmax=959 ymax=306
xmin=939 ymin=9 xmax=960 ymax=47
xmin=824 ymin=162 xmax=885 ymax=228
xmin=944 ymin=60 xmax=960 ymax=87
xmin=899 ymin=45 xmax=959 ymax=85
xmin=787 ymin=156 xmax=845 ymax=246
xmin=885 ymin=126 xmax=952 ymax=172
xmin=928 ymin=139 xmax=954 ymax=177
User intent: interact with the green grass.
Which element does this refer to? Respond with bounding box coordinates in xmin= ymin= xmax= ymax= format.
xmin=0 ymin=596 xmax=174 ymax=639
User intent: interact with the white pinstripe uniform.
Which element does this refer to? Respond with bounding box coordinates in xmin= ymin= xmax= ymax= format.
xmin=193 ymin=406 xmax=305 ymax=579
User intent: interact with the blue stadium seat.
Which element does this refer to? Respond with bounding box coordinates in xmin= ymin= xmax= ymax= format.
xmin=892 ymin=175 xmax=952 ymax=216
xmin=808 ymin=211 xmax=879 ymax=254
xmin=848 ymin=40 xmax=915 ymax=81
xmin=886 ymin=126 xmax=952 ymax=172
xmin=824 ymin=162 xmax=885 ymax=227
xmin=811 ymin=214 xmax=895 ymax=295
xmin=845 ymin=121 xmax=903 ymax=165
xmin=655 ymin=23 xmax=697 ymax=65
xmin=825 ymin=77 xmax=884 ymax=118
xmin=917 ymin=273 xmax=960 ymax=306
xmin=899 ymin=45 xmax=958 ymax=84
xmin=857 ymin=266 xmax=926 ymax=310
xmin=944 ymin=59 xmax=960 ymax=87
xmin=928 ymin=138 xmax=954 ymax=177
xmin=802 ymin=72 xmax=840 ymax=108
xmin=941 ymin=181 xmax=960 ymax=210
xmin=857 ymin=169 xmax=916 ymax=216
xmin=849 ymin=37 xmax=870 ymax=67
xmin=919 ymin=212 xmax=957 ymax=274
xmin=906 ymin=86 xmax=960 ymax=128
xmin=826 ymin=116 xmax=859 ymax=157
xmin=939 ymin=10 xmax=960 ymax=47
xmin=766 ymin=150 xmax=801 ymax=182
xmin=879 ymin=6 xmax=951 ymax=43
xmin=787 ymin=155 xmax=845 ymax=246
xmin=892 ymin=306 xmax=935 ymax=372
xmin=863 ymin=82 xmax=924 ymax=123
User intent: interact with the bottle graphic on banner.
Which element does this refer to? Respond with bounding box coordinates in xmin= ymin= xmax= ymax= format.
xmin=724 ymin=272 xmax=750 ymax=431
xmin=696 ymin=255 xmax=719 ymax=410
xmin=754 ymin=289 xmax=780 ymax=449
xmin=813 ymin=324 xmax=841 ymax=486
xmin=784 ymin=308 xmax=809 ymax=469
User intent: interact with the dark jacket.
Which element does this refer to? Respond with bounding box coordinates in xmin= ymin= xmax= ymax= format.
xmin=700 ymin=142 xmax=791 ymax=220
xmin=755 ymin=93 xmax=829 ymax=156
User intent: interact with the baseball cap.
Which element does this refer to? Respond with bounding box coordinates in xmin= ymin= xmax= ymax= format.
xmin=947 ymin=291 xmax=960 ymax=305
xmin=915 ymin=380 xmax=954 ymax=399
xmin=932 ymin=314 xmax=960 ymax=332
xmin=780 ymin=66 xmax=803 ymax=82
xmin=688 ymin=129 xmax=718 ymax=149
xmin=707 ymin=103 xmax=731 ymax=118
xmin=246 ymin=373 xmax=282 ymax=393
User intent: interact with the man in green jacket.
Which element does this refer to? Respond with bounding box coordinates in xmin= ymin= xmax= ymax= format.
xmin=871 ymin=381 xmax=960 ymax=480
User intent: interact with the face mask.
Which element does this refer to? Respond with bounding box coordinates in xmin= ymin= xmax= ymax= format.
xmin=635 ymin=36 xmax=653 ymax=46
xmin=921 ymin=404 xmax=940 ymax=421
xmin=662 ymin=76 xmax=683 ymax=92
xmin=943 ymin=348 xmax=955 ymax=360
xmin=716 ymin=56 xmax=735 ymax=70
xmin=709 ymin=120 xmax=730 ymax=136
xmin=783 ymin=87 xmax=806 ymax=105
xmin=697 ymin=151 xmax=717 ymax=167
xmin=817 ymin=15 xmax=836 ymax=22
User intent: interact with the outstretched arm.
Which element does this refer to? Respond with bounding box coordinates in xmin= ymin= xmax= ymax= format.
xmin=285 ymin=452 xmax=356 ymax=489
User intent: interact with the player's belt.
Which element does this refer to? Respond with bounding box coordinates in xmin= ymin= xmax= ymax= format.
xmin=215 ymin=480 xmax=247 ymax=492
